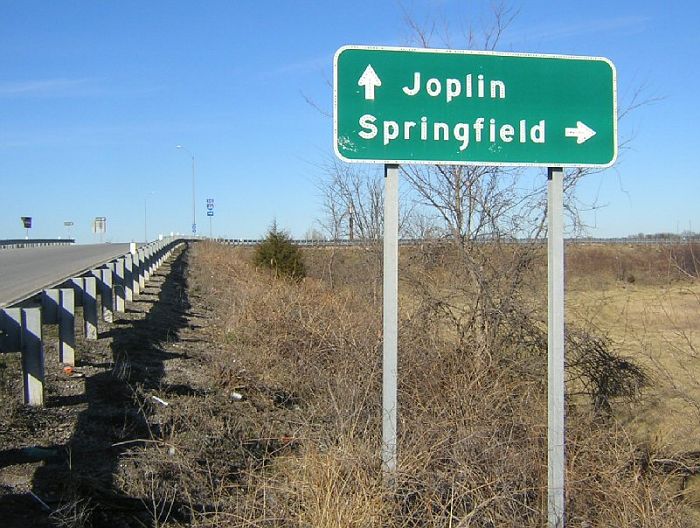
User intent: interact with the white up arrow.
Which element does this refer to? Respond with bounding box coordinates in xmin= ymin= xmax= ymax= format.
xmin=358 ymin=64 xmax=381 ymax=100
xmin=565 ymin=121 xmax=596 ymax=144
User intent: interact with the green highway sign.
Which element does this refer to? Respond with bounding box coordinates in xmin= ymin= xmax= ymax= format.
xmin=334 ymin=46 xmax=617 ymax=167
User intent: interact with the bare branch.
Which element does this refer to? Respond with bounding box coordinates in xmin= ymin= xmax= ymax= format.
xmin=300 ymin=90 xmax=331 ymax=118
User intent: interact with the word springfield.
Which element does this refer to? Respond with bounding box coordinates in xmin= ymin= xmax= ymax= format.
xmin=360 ymin=114 xmax=544 ymax=151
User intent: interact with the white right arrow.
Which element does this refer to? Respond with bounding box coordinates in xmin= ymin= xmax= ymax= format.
xmin=565 ymin=121 xmax=596 ymax=144
xmin=358 ymin=64 xmax=382 ymax=100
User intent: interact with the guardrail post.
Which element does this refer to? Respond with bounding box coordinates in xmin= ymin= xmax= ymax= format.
xmin=137 ymin=249 xmax=146 ymax=289
xmin=131 ymin=250 xmax=141 ymax=296
xmin=124 ymin=254 xmax=134 ymax=302
xmin=59 ymin=288 xmax=75 ymax=365
xmin=21 ymin=307 xmax=44 ymax=406
xmin=149 ymin=246 xmax=157 ymax=275
xmin=114 ymin=259 xmax=126 ymax=312
xmin=83 ymin=276 xmax=98 ymax=340
xmin=0 ymin=308 xmax=22 ymax=352
xmin=141 ymin=247 xmax=150 ymax=282
xmin=100 ymin=268 xmax=114 ymax=322
xmin=41 ymin=289 xmax=60 ymax=324
xmin=70 ymin=277 xmax=84 ymax=307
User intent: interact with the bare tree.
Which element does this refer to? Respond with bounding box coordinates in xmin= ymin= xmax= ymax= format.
xmin=401 ymin=164 xmax=546 ymax=242
xmin=392 ymin=3 xmax=553 ymax=356
xmin=318 ymin=160 xmax=384 ymax=242
xmin=401 ymin=210 xmax=446 ymax=240
xmin=318 ymin=159 xmax=416 ymax=243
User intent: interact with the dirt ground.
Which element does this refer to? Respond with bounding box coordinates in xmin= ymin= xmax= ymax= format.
xmin=0 ymin=243 xmax=218 ymax=527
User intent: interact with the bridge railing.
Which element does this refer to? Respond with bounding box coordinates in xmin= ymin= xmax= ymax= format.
xmin=0 ymin=238 xmax=75 ymax=250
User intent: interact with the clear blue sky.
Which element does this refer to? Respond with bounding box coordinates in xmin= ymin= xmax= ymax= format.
xmin=1 ymin=0 xmax=698 ymax=242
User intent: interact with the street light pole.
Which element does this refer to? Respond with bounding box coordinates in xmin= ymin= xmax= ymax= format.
xmin=176 ymin=145 xmax=196 ymax=235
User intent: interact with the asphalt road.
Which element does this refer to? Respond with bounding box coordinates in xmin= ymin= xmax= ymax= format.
xmin=0 ymin=243 xmax=131 ymax=307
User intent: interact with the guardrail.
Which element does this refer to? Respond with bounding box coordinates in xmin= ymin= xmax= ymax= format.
xmin=216 ymin=237 xmax=700 ymax=247
xmin=0 ymin=237 xmax=187 ymax=406
xmin=0 ymin=238 xmax=75 ymax=250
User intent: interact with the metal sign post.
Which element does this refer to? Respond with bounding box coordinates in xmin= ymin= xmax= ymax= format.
xmin=548 ymin=167 xmax=565 ymax=527
xmin=382 ymin=164 xmax=399 ymax=484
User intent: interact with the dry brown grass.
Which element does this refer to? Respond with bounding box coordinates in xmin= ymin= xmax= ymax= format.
xmin=112 ymin=240 xmax=697 ymax=527
xmin=566 ymin=242 xmax=700 ymax=287
xmin=567 ymin=243 xmax=700 ymax=523
xmin=567 ymin=246 xmax=700 ymax=446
